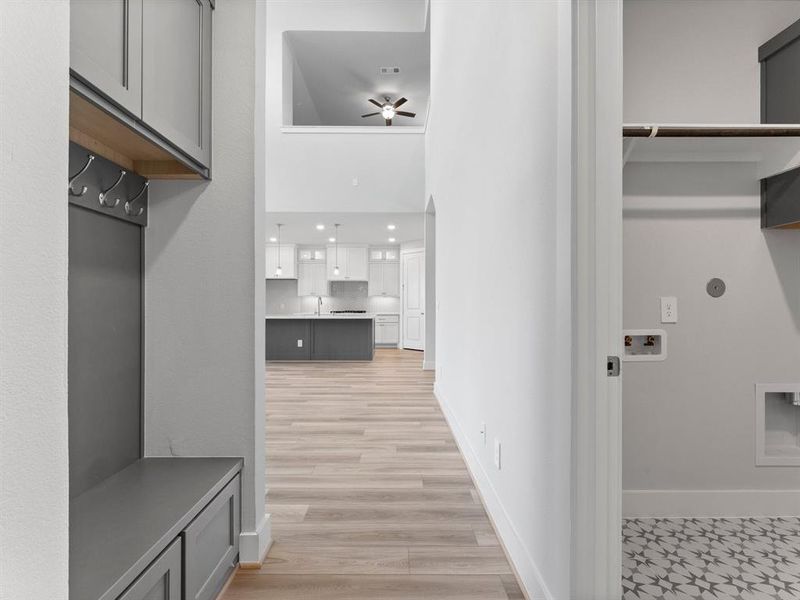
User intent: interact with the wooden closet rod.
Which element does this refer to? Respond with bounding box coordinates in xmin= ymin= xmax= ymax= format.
xmin=624 ymin=125 xmax=800 ymax=138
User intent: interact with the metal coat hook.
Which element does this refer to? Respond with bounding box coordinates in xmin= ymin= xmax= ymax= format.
xmin=99 ymin=170 xmax=126 ymax=208
xmin=124 ymin=181 xmax=149 ymax=217
xmin=68 ymin=154 xmax=95 ymax=197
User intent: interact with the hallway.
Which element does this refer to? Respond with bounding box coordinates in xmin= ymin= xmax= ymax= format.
xmin=222 ymin=349 xmax=524 ymax=599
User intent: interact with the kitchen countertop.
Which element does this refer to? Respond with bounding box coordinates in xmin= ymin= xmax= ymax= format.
xmin=266 ymin=313 xmax=375 ymax=320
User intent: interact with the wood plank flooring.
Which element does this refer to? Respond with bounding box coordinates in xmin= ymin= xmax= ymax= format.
xmin=221 ymin=349 xmax=525 ymax=600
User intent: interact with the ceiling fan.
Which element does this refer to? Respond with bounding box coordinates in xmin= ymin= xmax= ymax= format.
xmin=361 ymin=96 xmax=416 ymax=126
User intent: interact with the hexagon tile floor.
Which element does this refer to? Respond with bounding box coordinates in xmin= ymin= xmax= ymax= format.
xmin=622 ymin=517 xmax=800 ymax=599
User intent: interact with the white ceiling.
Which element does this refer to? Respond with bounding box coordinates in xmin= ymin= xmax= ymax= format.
xmin=286 ymin=30 xmax=430 ymax=127
xmin=266 ymin=212 xmax=424 ymax=245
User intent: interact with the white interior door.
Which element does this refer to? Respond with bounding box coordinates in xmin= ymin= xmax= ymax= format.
xmin=402 ymin=250 xmax=425 ymax=351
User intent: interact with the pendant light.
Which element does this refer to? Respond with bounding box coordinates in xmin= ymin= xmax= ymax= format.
xmin=275 ymin=223 xmax=283 ymax=277
xmin=333 ymin=224 xmax=341 ymax=276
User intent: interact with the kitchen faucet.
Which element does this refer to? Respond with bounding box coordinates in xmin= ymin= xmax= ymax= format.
xmin=316 ymin=296 xmax=323 ymax=316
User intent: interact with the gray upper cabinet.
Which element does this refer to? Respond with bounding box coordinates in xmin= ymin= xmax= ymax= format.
xmin=70 ymin=0 xmax=143 ymax=116
xmin=142 ymin=0 xmax=212 ymax=167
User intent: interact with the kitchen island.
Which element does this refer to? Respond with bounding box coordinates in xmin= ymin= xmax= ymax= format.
xmin=265 ymin=314 xmax=374 ymax=361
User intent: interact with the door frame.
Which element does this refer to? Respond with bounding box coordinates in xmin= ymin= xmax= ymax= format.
xmin=571 ymin=0 xmax=624 ymax=598
xmin=400 ymin=247 xmax=425 ymax=351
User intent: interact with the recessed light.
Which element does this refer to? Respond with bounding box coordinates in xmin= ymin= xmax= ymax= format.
xmin=328 ymin=237 xmax=336 ymax=243
xmin=269 ymin=237 xmax=277 ymax=242
xmin=387 ymin=224 xmax=396 ymax=230
xmin=316 ymin=224 xmax=325 ymax=230
xmin=388 ymin=237 xmax=396 ymax=243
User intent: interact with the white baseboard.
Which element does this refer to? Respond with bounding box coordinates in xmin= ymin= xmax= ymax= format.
xmin=239 ymin=512 xmax=272 ymax=566
xmin=433 ymin=383 xmax=552 ymax=600
xmin=624 ymin=489 xmax=800 ymax=518
xmin=423 ymin=360 xmax=435 ymax=371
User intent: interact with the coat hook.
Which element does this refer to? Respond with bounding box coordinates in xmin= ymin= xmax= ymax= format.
xmin=68 ymin=154 xmax=95 ymax=197
xmin=99 ymin=170 xmax=126 ymax=208
xmin=124 ymin=181 xmax=149 ymax=217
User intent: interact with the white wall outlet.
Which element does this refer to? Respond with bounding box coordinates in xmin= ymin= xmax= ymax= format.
xmin=297 ymin=339 xmax=303 ymax=348
xmin=660 ymin=296 xmax=677 ymax=323
xmin=480 ymin=422 xmax=486 ymax=445
xmin=494 ymin=439 xmax=501 ymax=470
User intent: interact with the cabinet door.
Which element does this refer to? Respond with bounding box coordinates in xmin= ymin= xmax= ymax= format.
xmin=184 ymin=475 xmax=240 ymax=600
xmin=70 ymin=0 xmax=143 ymax=116
xmin=368 ymin=263 xmax=383 ymax=296
xmin=312 ymin=263 xmax=328 ymax=295
xmin=346 ymin=247 xmax=368 ymax=280
xmin=280 ymin=246 xmax=296 ymax=279
xmin=118 ymin=538 xmax=182 ymax=600
xmin=383 ymin=323 xmax=399 ymax=345
xmin=297 ymin=263 xmax=312 ymax=296
xmin=374 ymin=323 xmax=385 ymax=345
xmin=142 ymin=0 xmax=212 ymax=167
xmin=382 ymin=262 xmax=399 ymax=297
xmin=265 ymin=246 xmax=278 ymax=278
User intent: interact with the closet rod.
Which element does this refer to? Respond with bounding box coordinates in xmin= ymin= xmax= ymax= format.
xmin=624 ymin=125 xmax=800 ymax=138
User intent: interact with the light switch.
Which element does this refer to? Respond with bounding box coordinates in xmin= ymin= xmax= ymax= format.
xmin=297 ymin=339 xmax=303 ymax=348
xmin=660 ymin=296 xmax=677 ymax=323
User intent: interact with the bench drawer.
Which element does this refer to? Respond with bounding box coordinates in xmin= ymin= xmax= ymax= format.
xmin=183 ymin=474 xmax=241 ymax=600
xmin=117 ymin=538 xmax=181 ymax=600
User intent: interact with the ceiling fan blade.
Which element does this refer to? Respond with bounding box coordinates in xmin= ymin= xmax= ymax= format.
xmin=393 ymin=97 xmax=408 ymax=108
xmin=368 ymin=98 xmax=383 ymax=108
xmin=395 ymin=111 xmax=416 ymax=117
xmin=361 ymin=112 xmax=381 ymax=118
xmin=385 ymin=118 xmax=393 ymax=126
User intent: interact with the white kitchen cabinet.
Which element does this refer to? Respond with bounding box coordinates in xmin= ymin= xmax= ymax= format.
xmin=370 ymin=247 xmax=400 ymax=262
xmin=265 ymin=244 xmax=297 ymax=279
xmin=368 ymin=262 xmax=400 ymax=297
xmin=375 ymin=315 xmax=400 ymax=347
xmin=326 ymin=245 xmax=368 ymax=281
xmin=298 ymin=248 xmax=326 ymax=262
xmin=297 ymin=262 xmax=328 ymax=296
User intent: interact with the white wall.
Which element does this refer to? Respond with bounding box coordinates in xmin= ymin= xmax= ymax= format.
xmin=0 ymin=2 xmax=70 ymax=598
xmin=625 ymin=0 xmax=800 ymax=123
xmin=623 ymin=1 xmax=800 ymax=516
xmin=265 ymin=0 xmax=426 ymax=213
xmin=423 ymin=202 xmax=435 ymax=369
xmin=144 ymin=0 xmax=269 ymax=562
xmin=427 ymin=1 xmax=573 ymax=598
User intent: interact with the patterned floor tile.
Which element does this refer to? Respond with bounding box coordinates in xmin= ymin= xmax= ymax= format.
xmin=623 ymin=518 xmax=800 ymax=599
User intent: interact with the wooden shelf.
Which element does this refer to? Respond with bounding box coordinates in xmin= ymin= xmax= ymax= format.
xmin=623 ymin=124 xmax=800 ymax=179
xmin=69 ymin=90 xmax=204 ymax=180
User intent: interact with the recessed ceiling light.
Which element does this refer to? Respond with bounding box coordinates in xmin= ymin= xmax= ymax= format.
xmin=388 ymin=237 xmax=396 ymax=243
xmin=328 ymin=237 xmax=336 ymax=243
xmin=269 ymin=237 xmax=277 ymax=242
xmin=387 ymin=224 xmax=396 ymax=230
xmin=316 ymin=224 xmax=325 ymax=230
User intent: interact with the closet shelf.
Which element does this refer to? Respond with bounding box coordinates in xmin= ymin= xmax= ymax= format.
xmin=623 ymin=124 xmax=800 ymax=179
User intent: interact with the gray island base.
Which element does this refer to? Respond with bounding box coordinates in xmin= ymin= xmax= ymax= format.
xmin=266 ymin=315 xmax=374 ymax=361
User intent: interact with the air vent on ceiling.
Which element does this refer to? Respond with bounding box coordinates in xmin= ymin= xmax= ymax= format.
xmin=379 ymin=66 xmax=400 ymax=75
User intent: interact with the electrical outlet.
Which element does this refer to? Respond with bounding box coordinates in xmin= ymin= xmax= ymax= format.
xmin=494 ymin=439 xmax=501 ymax=470
xmin=297 ymin=339 xmax=303 ymax=348
xmin=660 ymin=296 xmax=677 ymax=323
xmin=480 ymin=422 xmax=486 ymax=445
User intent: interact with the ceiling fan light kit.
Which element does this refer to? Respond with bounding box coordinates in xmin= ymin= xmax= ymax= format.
xmin=361 ymin=96 xmax=416 ymax=126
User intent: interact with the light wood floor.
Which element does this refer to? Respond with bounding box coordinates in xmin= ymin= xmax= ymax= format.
xmin=222 ymin=349 xmax=525 ymax=600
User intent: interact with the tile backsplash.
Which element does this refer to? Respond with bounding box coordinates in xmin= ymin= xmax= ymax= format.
xmin=266 ymin=279 xmax=400 ymax=315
